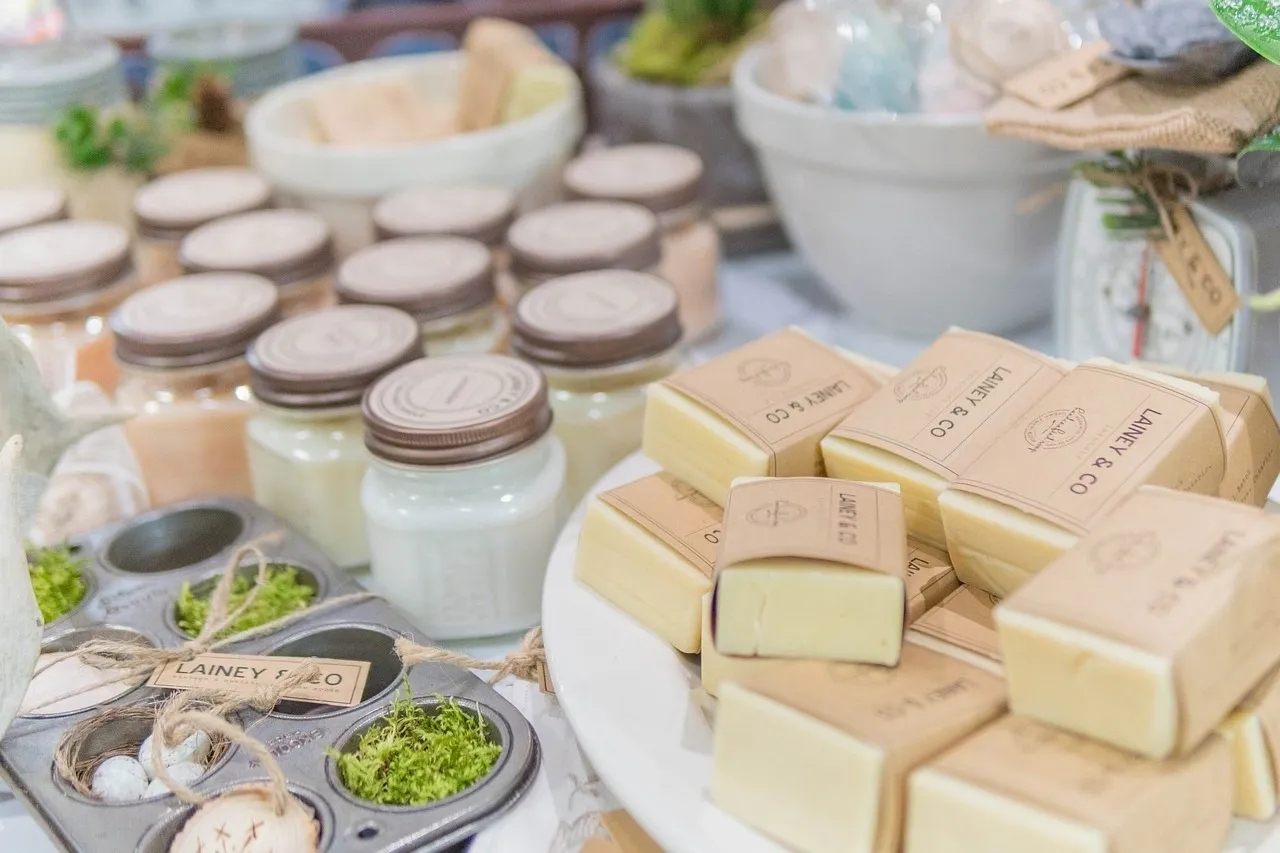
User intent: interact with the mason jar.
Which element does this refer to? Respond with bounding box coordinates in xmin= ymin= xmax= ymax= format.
xmin=246 ymin=304 xmax=421 ymax=570
xmin=361 ymin=355 xmax=566 ymax=639
xmin=0 ymin=185 xmax=67 ymax=235
xmin=111 ymin=273 xmax=280 ymax=506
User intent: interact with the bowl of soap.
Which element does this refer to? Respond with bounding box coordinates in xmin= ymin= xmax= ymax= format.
xmin=735 ymin=16 xmax=1077 ymax=336
xmin=246 ymin=20 xmax=583 ymax=257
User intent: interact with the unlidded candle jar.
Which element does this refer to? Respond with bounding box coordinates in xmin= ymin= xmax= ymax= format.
xmin=0 ymin=220 xmax=137 ymax=394
xmin=511 ymin=270 xmax=682 ymax=508
xmin=504 ymin=200 xmax=662 ymax=303
xmin=0 ymin=185 xmax=67 ymax=235
xmin=336 ymin=237 xmax=507 ymax=356
xmin=179 ymin=209 xmax=336 ymax=317
xmin=112 ymin=273 xmax=280 ymax=506
xmin=563 ymin=144 xmax=721 ymax=341
xmin=361 ymin=355 xmax=566 ymax=638
xmin=246 ymin=305 xmax=421 ymax=570
xmin=132 ymin=168 xmax=274 ymax=287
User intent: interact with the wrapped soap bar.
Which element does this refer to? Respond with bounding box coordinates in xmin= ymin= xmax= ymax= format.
xmin=939 ymin=359 xmax=1227 ymax=596
xmin=576 ymin=471 xmax=722 ymax=653
xmin=905 ymin=716 xmax=1233 ymax=853
xmin=1140 ymin=364 xmax=1280 ymax=507
xmin=907 ymin=585 xmax=1002 ymax=675
xmin=644 ymin=327 xmax=888 ymax=506
xmin=457 ymin=18 xmax=560 ymax=132
xmin=998 ymin=486 xmax=1280 ymax=759
xmin=712 ymin=643 xmax=1005 ymax=853
xmin=823 ymin=329 xmax=1068 ymax=548
xmin=1218 ymin=664 xmax=1280 ymax=819
xmin=714 ymin=477 xmax=909 ymax=665
xmin=702 ymin=539 xmax=958 ymax=696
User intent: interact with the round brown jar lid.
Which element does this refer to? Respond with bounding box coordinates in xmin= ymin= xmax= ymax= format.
xmin=336 ymin=237 xmax=495 ymax=323
xmin=563 ymin=144 xmax=704 ymax=215
xmin=373 ymin=185 xmax=516 ymax=245
xmin=512 ymin=270 xmax=682 ymax=368
xmin=133 ymin=168 xmax=273 ymax=239
xmin=363 ymin=355 xmax=552 ymax=466
xmin=248 ymin=305 xmax=422 ymax=409
xmin=179 ymin=208 xmax=334 ymax=286
xmin=0 ymin=220 xmax=130 ymax=304
xmin=0 ymin=186 xmax=67 ymax=235
xmin=111 ymin=273 xmax=281 ymax=368
xmin=506 ymin=201 xmax=661 ymax=280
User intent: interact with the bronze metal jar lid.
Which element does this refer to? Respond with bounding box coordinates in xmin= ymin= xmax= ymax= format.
xmin=133 ymin=168 xmax=273 ymax=240
xmin=0 ymin=220 xmax=130 ymax=304
xmin=506 ymin=201 xmax=661 ymax=280
xmin=336 ymin=237 xmax=495 ymax=323
xmin=372 ymin=184 xmax=516 ymax=245
xmin=563 ymin=144 xmax=704 ymax=215
xmin=0 ymin=185 xmax=67 ymax=235
xmin=179 ymin=208 xmax=334 ymax=286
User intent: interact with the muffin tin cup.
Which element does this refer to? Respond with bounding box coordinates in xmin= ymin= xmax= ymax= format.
xmin=1 ymin=497 xmax=540 ymax=853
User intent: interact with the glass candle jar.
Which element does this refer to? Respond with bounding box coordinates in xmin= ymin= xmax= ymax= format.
xmin=511 ymin=270 xmax=682 ymax=508
xmin=336 ymin=237 xmax=507 ymax=356
xmin=179 ymin=208 xmax=337 ymax=317
xmin=563 ymin=144 xmax=721 ymax=342
xmin=246 ymin=304 xmax=421 ymax=570
xmin=0 ymin=220 xmax=137 ymax=394
xmin=0 ymin=185 xmax=67 ymax=235
xmin=504 ymin=200 xmax=662 ymax=305
xmin=132 ymin=168 xmax=274 ymax=287
xmin=361 ymin=355 xmax=566 ymax=639
xmin=373 ymin=184 xmax=515 ymax=245
xmin=112 ymin=273 xmax=281 ymax=506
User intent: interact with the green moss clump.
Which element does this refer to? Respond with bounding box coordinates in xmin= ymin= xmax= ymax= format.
xmin=28 ymin=544 xmax=89 ymax=624
xmin=617 ymin=1 xmax=766 ymax=86
xmin=174 ymin=564 xmax=315 ymax=639
xmin=330 ymin=685 xmax=502 ymax=807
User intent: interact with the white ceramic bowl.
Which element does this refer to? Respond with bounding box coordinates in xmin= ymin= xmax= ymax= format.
xmin=246 ymin=52 xmax=584 ymax=256
xmin=733 ymin=47 xmax=1076 ymax=336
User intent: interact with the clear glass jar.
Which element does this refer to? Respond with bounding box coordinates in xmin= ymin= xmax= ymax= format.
xmin=361 ymin=355 xmax=566 ymax=638
xmin=118 ymin=358 xmax=257 ymax=506
xmin=659 ymin=210 xmax=721 ymax=341
xmin=5 ymin=279 xmax=134 ymax=395
xmin=245 ymin=304 xmax=421 ymax=570
xmin=247 ymin=406 xmax=369 ymax=567
xmin=422 ymin=305 xmax=509 ymax=355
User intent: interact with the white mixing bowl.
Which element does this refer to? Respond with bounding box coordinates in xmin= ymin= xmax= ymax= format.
xmin=733 ymin=46 xmax=1076 ymax=336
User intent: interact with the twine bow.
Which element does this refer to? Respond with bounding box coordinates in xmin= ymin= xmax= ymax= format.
xmin=395 ymin=627 xmax=553 ymax=693
xmin=1075 ymin=158 xmax=1200 ymax=243
xmin=25 ymin=533 xmax=375 ymax=715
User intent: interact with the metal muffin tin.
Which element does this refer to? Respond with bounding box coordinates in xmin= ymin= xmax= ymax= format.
xmin=1 ymin=497 xmax=540 ymax=853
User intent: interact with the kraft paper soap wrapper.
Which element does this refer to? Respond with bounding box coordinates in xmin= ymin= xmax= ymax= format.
xmin=702 ymin=541 xmax=958 ymax=696
xmin=908 ymin=585 xmax=1002 ymax=675
xmin=906 ymin=715 xmax=1234 ymax=853
xmin=939 ymin=359 xmax=1227 ymax=597
xmin=998 ymin=486 xmax=1280 ymax=759
xmin=1139 ymin=363 xmax=1280 ymax=507
xmin=823 ymin=329 xmax=1068 ymax=548
xmin=713 ymin=477 xmax=909 ymax=664
xmin=1218 ymin=663 xmax=1280 ymax=819
xmin=309 ymin=78 xmax=456 ymax=147
xmin=644 ymin=327 xmax=886 ymax=506
xmin=576 ymin=471 xmax=721 ymax=653
xmin=457 ymin=18 xmax=560 ymax=132
xmin=712 ymin=643 xmax=1006 ymax=853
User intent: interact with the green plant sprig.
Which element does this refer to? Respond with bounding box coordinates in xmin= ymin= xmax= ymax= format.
xmin=1075 ymin=151 xmax=1162 ymax=236
xmin=28 ymin=543 xmax=89 ymax=624
xmin=330 ymin=684 xmax=502 ymax=807
xmin=174 ymin=564 xmax=315 ymax=640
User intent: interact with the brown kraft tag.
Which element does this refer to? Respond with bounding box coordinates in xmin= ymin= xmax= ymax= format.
xmin=599 ymin=472 xmax=723 ymax=578
xmin=1202 ymin=380 xmax=1280 ymax=506
xmin=912 ymin=585 xmax=1002 ymax=661
xmin=1153 ymin=203 xmax=1239 ymax=337
xmin=1002 ymin=41 xmax=1132 ymax=110
xmin=718 ymin=478 xmax=907 ymax=577
xmin=831 ymin=329 xmax=1068 ymax=479
xmin=951 ymin=362 xmax=1226 ymax=533
xmin=665 ymin=327 xmax=885 ymax=477
xmin=148 ymin=654 xmax=371 ymax=707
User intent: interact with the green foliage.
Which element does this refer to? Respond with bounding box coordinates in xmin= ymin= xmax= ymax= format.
xmin=1075 ymin=151 xmax=1161 ymax=235
xmin=1210 ymin=0 xmax=1280 ymax=65
xmin=619 ymin=7 xmax=767 ymax=86
xmin=330 ymin=685 xmax=502 ymax=807
xmin=28 ymin=543 xmax=88 ymax=624
xmin=174 ymin=564 xmax=315 ymax=639
xmin=662 ymin=0 xmax=757 ymax=31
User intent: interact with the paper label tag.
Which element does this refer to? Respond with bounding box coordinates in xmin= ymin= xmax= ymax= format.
xmin=906 ymin=540 xmax=960 ymax=623
xmin=147 ymin=654 xmax=371 ymax=707
xmin=1154 ymin=203 xmax=1240 ymax=337
xmin=951 ymin=363 xmax=1226 ymax=533
xmin=830 ymin=329 xmax=1068 ymax=480
xmin=1200 ymin=379 xmax=1280 ymax=506
xmin=738 ymin=643 xmax=1005 ymax=747
xmin=665 ymin=327 xmax=884 ymax=477
xmin=599 ymin=472 xmax=723 ymax=578
xmin=1002 ymin=40 xmax=1131 ymax=110
xmin=600 ymin=810 xmax=665 ymax=853
xmin=718 ymin=478 xmax=907 ymax=577
xmin=912 ymin=585 xmax=1003 ymax=661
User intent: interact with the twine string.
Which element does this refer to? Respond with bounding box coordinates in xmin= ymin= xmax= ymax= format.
xmin=394 ymin=627 xmax=549 ymax=687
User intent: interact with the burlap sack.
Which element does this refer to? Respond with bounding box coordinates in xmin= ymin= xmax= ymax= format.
xmin=985 ymin=58 xmax=1280 ymax=154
